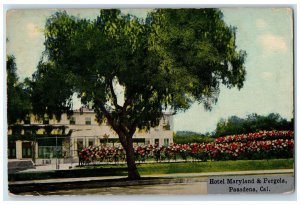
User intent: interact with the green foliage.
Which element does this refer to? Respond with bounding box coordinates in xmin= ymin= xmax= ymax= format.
xmin=7 ymin=55 xmax=31 ymax=124
xmin=32 ymin=9 xmax=246 ymax=134
xmin=214 ymin=113 xmax=294 ymax=137
xmin=148 ymin=9 xmax=247 ymax=111
xmin=31 ymin=61 xmax=74 ymax=121
xmin=137 ymin=159 xmax=294 ymax=175
xmin=174 ymin=131 xmax=214 ymax=144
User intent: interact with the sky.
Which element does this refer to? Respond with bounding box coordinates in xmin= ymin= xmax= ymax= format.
xmin=6 ymin=8 xmax=294 ymax=133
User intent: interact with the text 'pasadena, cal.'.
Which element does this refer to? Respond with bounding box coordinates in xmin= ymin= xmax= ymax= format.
xmin=207 ymin=176 xmax=293 ymax=194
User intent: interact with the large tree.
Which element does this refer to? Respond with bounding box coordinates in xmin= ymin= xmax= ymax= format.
xmin=31 ymin=9 xmax=246 ymax=179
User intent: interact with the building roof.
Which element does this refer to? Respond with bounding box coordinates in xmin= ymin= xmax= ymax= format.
xmin=73 ymin=106 xmax=94 ymax=113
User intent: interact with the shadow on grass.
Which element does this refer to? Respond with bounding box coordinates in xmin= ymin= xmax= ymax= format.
xmin=9 ymin=176 xmax=202 ymax=195
xmin=8 ymin=167 xmax=128 ymax=181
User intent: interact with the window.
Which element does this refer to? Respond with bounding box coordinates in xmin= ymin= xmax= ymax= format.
xmin=100 ymin=138 xmax=120 ymax=144
xmin=8 ymin=142 xmax=16 ymax=159
xmin=70 ymin=117 xmax=76 ymax=125
xmin=77 ymin=139 xmax=83 ymax=153
xmin=22 ymin=142 xmax=32 ymax=158
xmin=164 ymin=138 xmax=169 ymax=146
xmin=38 ymin=146 xmax=62 ymax=158
xmin=133 ymin=138 xmax=145 ymax=144
xmin=163 ymin=116 xmax=169 ymax=125
xmin=88 ymin=139 xmax=94 ymax=147
xmin=85 ymin=117 xmax=91 ymax=125
xmin=155 ymin=139 xmax=159 ymax=146
xmin=37 ymin=137 xmax=64 ymax=158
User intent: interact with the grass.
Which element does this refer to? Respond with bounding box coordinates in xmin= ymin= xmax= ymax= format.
xmin=137 ymin=159 xmax=294 ymax=175
xmin=9 ymin=159 xmax=294 ymax=181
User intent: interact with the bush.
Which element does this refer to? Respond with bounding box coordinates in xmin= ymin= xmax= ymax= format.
xmin=78 ymin=131 xmax=294 ymax=165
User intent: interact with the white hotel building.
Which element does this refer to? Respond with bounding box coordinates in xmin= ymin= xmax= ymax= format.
xmin=7 ymin=107 xmax=174 ymax=165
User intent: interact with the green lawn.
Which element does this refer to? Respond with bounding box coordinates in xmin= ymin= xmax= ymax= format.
xmin=137 ymin=159 xmax=294 ymax=175
xmin=76 ymin=158 xmax=294 ymax=174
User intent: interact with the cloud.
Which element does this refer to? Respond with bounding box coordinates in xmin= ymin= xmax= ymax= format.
xmin=257 ymin=34 xmax=288 ymax=55
xmin=26 ymin=22 xmax=40 ymax=38
xmin=256 ymin=19 xmax=267 ymax=29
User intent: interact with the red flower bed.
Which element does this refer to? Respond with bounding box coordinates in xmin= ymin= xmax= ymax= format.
xmin=78 ymin=130 xmax=294 ymax=165
xmin=79 ymin=145 xmax=126 ymax=165
xmin=214 ymin=130 xmax=293 ymax=144
xmin=207 ymin=139 xmax=294 ymax=161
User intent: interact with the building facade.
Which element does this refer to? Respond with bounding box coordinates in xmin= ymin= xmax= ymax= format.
xmin=7 ymin=108 xmax=174 ymax=165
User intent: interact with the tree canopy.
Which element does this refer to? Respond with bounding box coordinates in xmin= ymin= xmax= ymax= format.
xmin=7 ymin=55 xmax=31 ymax=124
xmin=214 ymin=113 xmax=294 ymax=137
xmin=173 ymin=131 xmax=214 ymax=144
xmin=31 ymin=9 xmax=247 ymax=179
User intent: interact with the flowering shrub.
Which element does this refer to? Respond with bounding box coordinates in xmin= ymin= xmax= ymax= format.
xmin=78 ymin=130 xmax=294 ymax=165
xmin=207 ymin=139 xmax=294 ymax=161
xmin=214 ymin=130 xmax=294 ymax=143
xmin=79 ymin=145 xmax=126 ymax=166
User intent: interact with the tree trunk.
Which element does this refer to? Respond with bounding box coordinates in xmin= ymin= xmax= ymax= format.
xmin=96 ymin=101 xmax=141 ymax=179
xmin=124 ymin=136 xmax=141 ymax=180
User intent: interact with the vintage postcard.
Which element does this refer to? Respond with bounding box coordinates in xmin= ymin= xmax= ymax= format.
xmin=5 ymin=7 xmax=294 ymax=197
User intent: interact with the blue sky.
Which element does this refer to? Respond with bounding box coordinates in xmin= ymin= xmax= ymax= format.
xmin=6 ymin=8 xmax=294 ymax=133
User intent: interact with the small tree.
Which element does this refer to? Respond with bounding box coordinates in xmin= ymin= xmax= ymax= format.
xmin=31 ymin=9 xmax=246 ymax=179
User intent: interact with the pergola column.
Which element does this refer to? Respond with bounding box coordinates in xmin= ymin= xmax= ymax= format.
xmin=16 ymin=140 xmax=22 ymax=159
